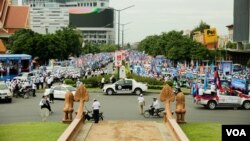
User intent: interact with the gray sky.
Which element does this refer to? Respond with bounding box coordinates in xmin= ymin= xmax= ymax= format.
xmin=109 ymin=0 xmax=234 ymax=44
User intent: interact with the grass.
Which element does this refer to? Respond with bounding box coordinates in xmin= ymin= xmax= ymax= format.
xmin=180 ymin=122 xmax=221 ymax=141
xmin=0 ymin=121 xmax=221 ymax=141
xmin=0 ymin=122 xmax=68 ymax=141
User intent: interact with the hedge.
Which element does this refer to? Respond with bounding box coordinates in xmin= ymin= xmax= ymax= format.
xmin=64 ymin=73 xmax=173 ymax=89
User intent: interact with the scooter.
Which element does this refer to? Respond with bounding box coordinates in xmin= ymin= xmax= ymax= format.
xmin=143 ymin=105 xmax=165 ymax=118
xmin=84 ymin=107 xmax=104 ymax=121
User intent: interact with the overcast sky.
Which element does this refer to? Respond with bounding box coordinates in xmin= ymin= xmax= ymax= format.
xmin=109 ymin=0 xmax=234 ymax=44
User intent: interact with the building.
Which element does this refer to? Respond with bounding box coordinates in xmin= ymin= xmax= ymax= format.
xmin=0 ymin=0 xmax=29 ymax=37
xmin=233 ymin=0 xmax=250 ymax=43
xmin=192 ymin=28 xmax=218 ymax=50
xmin=233 ymin=0 xmax=250 ymax=45
xmin=22 ymin=0 xmax=115 ymax=44
xmin=226 ymin=24 xmax=233 ymax=42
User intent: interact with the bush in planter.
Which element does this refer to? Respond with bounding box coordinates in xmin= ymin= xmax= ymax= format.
xmin=64 ymin=79 xmax=75 ymax=85
xmin=81 ymin=74 xmax=112 ymax=88
xmin=148 ymin=85 xmax=164 ymax=89
xmin=127 ymin=73 xmax=164 ymax=85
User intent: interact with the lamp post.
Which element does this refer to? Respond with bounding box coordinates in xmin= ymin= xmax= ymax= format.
xmin=115 ymin=5 xmax=134 ymax=79
xmin=116 ymin=5 xmax=134 ymax=49
xmin=121 ymin=22 xmax=131 ymax=48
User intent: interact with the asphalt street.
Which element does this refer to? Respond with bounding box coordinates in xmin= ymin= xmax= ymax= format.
xmin=0 ymin=91 xmax=249 ymax=124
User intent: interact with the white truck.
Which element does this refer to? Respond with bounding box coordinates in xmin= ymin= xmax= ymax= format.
xmin=102 ymin=78 xmax=148 ymax=95
xmin=195 ymin=90 xmax=250 ymax=110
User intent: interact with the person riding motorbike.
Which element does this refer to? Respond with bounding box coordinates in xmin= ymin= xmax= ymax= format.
xmin=151 ymin=98 xmax=160 ymax=116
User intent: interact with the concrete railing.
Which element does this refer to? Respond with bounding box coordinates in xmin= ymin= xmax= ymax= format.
xmin=164 ymin=113 xmax=189 ymax=141
xmin=57 ymin=116 xmax=84 ymax=141
xmin=57 ymin=115 xmax=84 ymax=141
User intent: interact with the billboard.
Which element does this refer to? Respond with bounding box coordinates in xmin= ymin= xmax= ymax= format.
xmin=69 ymin=8 xmax=114 ymax=28
xmin=204 ymin=28 xmax=218 ymax=44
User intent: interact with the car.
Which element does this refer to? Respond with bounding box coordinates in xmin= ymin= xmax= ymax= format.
xmin=102 ymin=78 xmax=148 ymax=95
xmin=195 ymin=90 xmax=250 ymax=110
xmin=0 ymin=82 xmax=12 ymax=103
xmin=44 ymin=84 xmax=76 ymax=99
xmin=13 ymin=72 xmax=35 ymax=81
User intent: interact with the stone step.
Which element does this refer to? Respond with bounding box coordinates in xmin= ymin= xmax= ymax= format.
xmin=75 ymin=122 xmax=93 ymax=141
xmin=154 ymin=122 xmax=175 ymax=141
xmin=81 ymin=120 xmax=175 ymax=141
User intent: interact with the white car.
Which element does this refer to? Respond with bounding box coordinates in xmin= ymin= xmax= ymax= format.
xmin=195 ymin=90 xmax=250 ymax=110
xmin=0 ymin=82 xmax=12 ymax=103
xmin=102 ymin=78 xmax=148 ymax=95
xmin=44 ymin=84 xmax=76 ymax=99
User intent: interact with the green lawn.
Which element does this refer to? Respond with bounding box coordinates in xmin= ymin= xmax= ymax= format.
xmin=0 ymin=122 xmax=68 ymax=141
xmin=180 ymin=122 xmax=221 ymax=141
xmin=0 ymin=122 xmax=221 ymax=141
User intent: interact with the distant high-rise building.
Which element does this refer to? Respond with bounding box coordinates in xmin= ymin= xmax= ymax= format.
xmin=0 ymin=0 xmax=29 ymax=37
xmin=21 ymin=0 xmax=115 ymax=44
xmin=233 ymin=0 xmax=250 ymax=43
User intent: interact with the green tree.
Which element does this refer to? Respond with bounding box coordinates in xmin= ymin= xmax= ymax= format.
xmin=190 ymin=20 xmax=210 ymax=38
xmin=7 ymin=29 xmax=37 ymax=54
xmin=138 ymin=35 xmax=160 ymax=56
xmin=55 ymin=26 xmax=82 ymax=57
xmin=82 ymin=42 xmax=100 ymax=54
xmin=138 ymin=30 xmax=210 ymax=61
xmin=226 ymin=41 xmax=237 ymax=49
xmin=99 ymin=44 xmax=118 ymax=52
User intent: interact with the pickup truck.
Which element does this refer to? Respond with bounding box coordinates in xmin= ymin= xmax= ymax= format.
xmin=195 ymin=90 xmax=250 ymax=110
xmin=102 ymin=78 xmax=148 ymax=95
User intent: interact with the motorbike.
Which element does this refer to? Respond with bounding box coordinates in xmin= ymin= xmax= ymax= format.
xmin=84 ymin=107 xmax=104 ymax=121
xmin=13 ymin=87 xmax=32 ymax=99
xmin=143 ymin=105 xmax=165 ymax=118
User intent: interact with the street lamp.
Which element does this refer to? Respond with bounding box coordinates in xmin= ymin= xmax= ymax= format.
xmin=113 ymin=5 xmax=134 ymax=79
xmin=121 ymin=22 xmax=131 ymax=48
xmin=116 ymin=5 xmax=134 ymax=49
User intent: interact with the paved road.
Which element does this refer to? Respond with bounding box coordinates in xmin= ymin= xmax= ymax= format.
xmin=0 ymin=91 xmax=249 ymax=124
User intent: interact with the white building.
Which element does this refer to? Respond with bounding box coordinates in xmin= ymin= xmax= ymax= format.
xmin=21 ymin=0 xmax=115 ymax=44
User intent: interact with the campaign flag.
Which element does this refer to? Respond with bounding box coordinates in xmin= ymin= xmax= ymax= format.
xmin=214 ymin=70 xmax=222 ymax=90
xmin=195 ymin=61 xmax=199 ymax=71
xmin=203 ymin=67 xmax=208 ymax=90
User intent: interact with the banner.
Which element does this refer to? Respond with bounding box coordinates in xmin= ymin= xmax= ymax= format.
xmin=204 ymin=28 xmax=217 ymax=44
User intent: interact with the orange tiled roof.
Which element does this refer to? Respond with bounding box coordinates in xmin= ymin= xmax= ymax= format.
xmin=4 ymin=5 xmax=29 ymax=28
xmin=0 ymin=39 xmax=6 ymax=54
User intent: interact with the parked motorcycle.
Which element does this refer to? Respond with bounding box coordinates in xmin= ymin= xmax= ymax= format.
xmin=84 ymin=107 xmax=104 ymax=121
xmin=143 ymin=106 xmax=165 ymax=118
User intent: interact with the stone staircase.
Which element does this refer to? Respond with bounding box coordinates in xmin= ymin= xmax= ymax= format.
xmin=75 ymin=120 xmax=175 ymax=141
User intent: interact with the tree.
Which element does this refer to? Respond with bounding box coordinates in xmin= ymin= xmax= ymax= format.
xmin=138 ymin=30 xmax=210 ymax=62
xmin=99 ymin=44 xmax=118 ymax=52
xmin=7 ymin=29 xmax=37 ymax=54
xmin=226 ymin=41 xmax=237 ymax=49
xmin=7 ymin=27 xmax=83 ymax=64
xmin=55 ymin=26 xmax=82 ymax=57
xmin=190 ymin=20 xmax=210 ymax=39
xmin=138 ymin=35 xmax=160 ymax=56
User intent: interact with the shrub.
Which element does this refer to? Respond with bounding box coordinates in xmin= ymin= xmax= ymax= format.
xmin=148 ymin=85 xmax=164 ymax=89
xmin=64 ymin=79 xmax=75 ymax=85
xmin=81 ymin=74 xmax=112 ymax=88
xmin=165 ymin=80 xmax=174 ymax=86
xmin=127 ymin=73 xmax=164 ymax=85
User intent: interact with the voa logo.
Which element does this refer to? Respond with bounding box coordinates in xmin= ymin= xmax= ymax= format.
xmin=226 ymin=129 xmax=246 ymax=136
